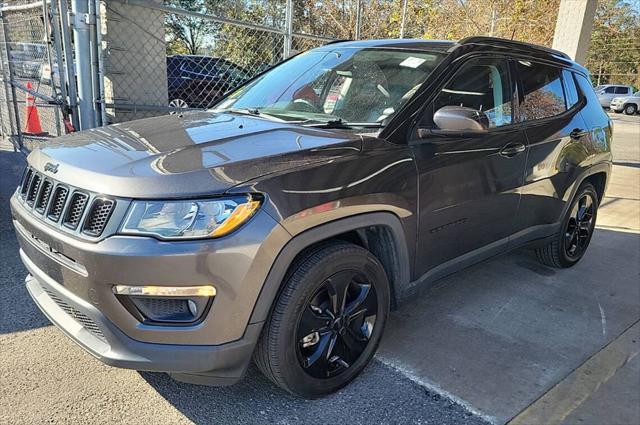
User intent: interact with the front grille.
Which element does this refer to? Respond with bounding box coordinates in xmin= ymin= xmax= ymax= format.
xmin=25 ymin=174 xmax=41 ymax=206
xmin=82 ymin=199 xmax=115 ymax=237
xmin=17 ymin=166 xmax=117 ymax=239
xmin=47 ymin=186 xmax=68 ymax=222
xmin=34 ymin=180 xmax=53 ymax=213
xmin=43 ymin=287 xmax=105 ymax=340
xmin=63 ymin=192 xmax=89 ymax=229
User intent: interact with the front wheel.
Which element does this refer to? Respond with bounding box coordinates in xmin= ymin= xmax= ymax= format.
xmin=624 ymin=103 xmax=638 ymax=115
xmin=536 ymin=182 xmax=599 ymax=268
xmin=254 ymin=241 xmax=390 ymax=398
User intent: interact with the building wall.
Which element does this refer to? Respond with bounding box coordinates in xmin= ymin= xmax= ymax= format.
xmin=100 ymin=0 xmax=168 ymax=123
xmin=552 ymin=0 xmax=597 ymax=65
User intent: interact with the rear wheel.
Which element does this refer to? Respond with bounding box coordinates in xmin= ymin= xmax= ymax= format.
xmin=624 ymin=103 xmax=637 ymax=115
xmin=254 ymin=241 xmax=390 ymax=398
xmin=536 ymin=182 xmax=598 ymax=268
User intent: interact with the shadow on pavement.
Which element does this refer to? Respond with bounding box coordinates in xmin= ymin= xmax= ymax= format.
xmin=140 ymin=362 xmax=487 ymax=425
xmin=0 ymin=149 xmax=51 ymax=334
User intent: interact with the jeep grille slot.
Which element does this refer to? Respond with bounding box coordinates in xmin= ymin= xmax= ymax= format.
xmin=25 ymin=174 xmax=41 ymax=206
xmin=63 ymin=192 xmax=89 ymax=229
xmin=35 ymin=180 xmax=53 ymax=213
xmin=17 ymin=166 xmax=118 ymax=239
xmin=83 ymin=199 xmax=115 ymax=237
xmin=20 ymin=168 xmax=33 ymax=197
xmin=47 ymin=186 xmax=68 ymax=222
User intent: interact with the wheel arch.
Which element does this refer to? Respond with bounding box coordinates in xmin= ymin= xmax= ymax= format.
xmin=248 ymin=212 xmax=411 ymax=325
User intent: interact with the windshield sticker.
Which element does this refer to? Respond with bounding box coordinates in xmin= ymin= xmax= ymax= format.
xmin=399 ymin=57 xmax=426 ymax=69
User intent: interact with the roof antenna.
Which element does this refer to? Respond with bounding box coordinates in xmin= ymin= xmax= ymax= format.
xmin=510 ymin=28 xmax=516 ymax=40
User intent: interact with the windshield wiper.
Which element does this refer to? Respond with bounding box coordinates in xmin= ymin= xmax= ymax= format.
xmin=304 ymin=118 xmax=384 ymax=129
xmin=225 ymin=108 xmax=289 ymax=122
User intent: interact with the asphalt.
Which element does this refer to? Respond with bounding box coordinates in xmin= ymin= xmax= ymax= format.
xmin=1 ymin=114 xmax=639 ymax=425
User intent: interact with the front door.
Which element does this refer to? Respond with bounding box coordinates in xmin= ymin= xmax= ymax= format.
xmin=409 ymin=56 xmax=528 ymax=277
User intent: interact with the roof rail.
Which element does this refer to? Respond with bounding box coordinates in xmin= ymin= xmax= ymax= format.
xmin=457 ymin=36 xmax=571 ymax=60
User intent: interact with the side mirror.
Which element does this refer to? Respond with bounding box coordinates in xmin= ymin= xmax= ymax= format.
xmin=432 ymin=106 xmax=489 ymax=133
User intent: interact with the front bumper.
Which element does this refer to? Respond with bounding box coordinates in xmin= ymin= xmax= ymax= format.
xmin=609 ymin=101 xmax=624 ymax=112
xmin=24 ymin=265 xmax=261 ymax=384
xmin=11 ymin=190 xmax=291 ymax=380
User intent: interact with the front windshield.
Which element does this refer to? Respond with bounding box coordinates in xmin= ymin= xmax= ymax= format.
xmin=213 ymin=47 xmax=446 ymax=126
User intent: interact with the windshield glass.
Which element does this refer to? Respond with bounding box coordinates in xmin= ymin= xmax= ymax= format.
xmin=213 ymin=47 xmax=446 ymax=125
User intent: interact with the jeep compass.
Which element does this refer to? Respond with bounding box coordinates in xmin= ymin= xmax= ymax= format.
xmin=11 ymin=37 xmax=612 ymax=397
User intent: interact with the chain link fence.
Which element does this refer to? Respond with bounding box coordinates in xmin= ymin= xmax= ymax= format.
xmin=0 ymin=0 xmax=66 ymax=150
xmin=100 ymin=0 xmax=337 ymax=123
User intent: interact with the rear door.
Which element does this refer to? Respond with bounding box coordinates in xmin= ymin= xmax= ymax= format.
xmin=513 ymin=61 xmax=589 ymax=236
xmin=410 ymin=56 xmax=528 ymax=277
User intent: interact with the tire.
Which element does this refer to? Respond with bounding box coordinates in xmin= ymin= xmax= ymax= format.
xmin=536 ymin=182 xmax=599 ymax=268
xmin=623 ymin=103 xmax=638 ymax=115
xmin=254 ymin=241 xmax=390 ymax=398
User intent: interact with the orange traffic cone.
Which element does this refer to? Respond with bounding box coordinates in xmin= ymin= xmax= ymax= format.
xmin=24 ymin=82 xmax=45 ymax=135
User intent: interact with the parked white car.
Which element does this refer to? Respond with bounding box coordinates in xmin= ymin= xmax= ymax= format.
xmin=610 ymin=91 xmax=640 ymax=115
xmin=596 ymin=84 xmax=634 ymax=108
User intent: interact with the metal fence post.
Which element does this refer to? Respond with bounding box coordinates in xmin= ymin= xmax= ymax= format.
xmin=284 ymin=0 xmax=293 ymax=58
xmin=0 ymin=16 xmax=16 ymax=143
xmin=400 ymin=0 xmax=408 ymax=39
xmin=41 ymin=0 xmax=62 ymax=136
xmin=355 ymin=0 xmax=362 ymax=40
xmin=58 ymin=0 xmax=80 ymax=131
xmin=0 ymin=10 xmax=23 ymax=150
xmin=49 ymin=0 xmax=70 ymax=128
xmin=71 ymin=0 xmax=96 ymax=129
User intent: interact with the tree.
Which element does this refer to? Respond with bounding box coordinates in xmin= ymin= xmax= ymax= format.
xmin=165 ymin=0 xmax=216 ymax=55
xmin=586 ymin=0 xmax=639 ymax=88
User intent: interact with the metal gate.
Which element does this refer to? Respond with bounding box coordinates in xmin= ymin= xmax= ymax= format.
xmin=0 ymin=0 xmax=75 ymax=151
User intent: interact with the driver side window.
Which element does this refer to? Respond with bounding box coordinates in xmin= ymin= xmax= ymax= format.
xmin=431 ymin=57 xmax=513 ymax=128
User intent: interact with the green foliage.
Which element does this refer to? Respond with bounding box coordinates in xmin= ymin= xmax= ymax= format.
xmin=586 ymin=0 xmax=639 ymax=88
xmin=163 ymin=0 xmax=638 ymax=87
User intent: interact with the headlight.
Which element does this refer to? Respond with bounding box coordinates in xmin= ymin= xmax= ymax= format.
xmin=120 ymin=195 xmax=261 ymax=240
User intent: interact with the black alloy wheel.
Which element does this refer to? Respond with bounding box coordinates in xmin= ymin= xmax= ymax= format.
xmin=254 ymin=241 xmax=390 ymax=398
xmin=564 ymin=193 xmax=595 ymax=259
xmin=536 ymin=182 xmax=599 ymax=268
xmin=295 ymin=270 xmax=378 ymax=379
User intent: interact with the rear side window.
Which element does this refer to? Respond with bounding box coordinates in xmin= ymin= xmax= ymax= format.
xmin=614 ymin=86 xmax=629 ymax=94
xmin=574 ymin=73 xmax=605 ymax=117
xmin=518 ymin=61 xmax=566 ymax=121
xmin=562 ymin=70 xmax=580 ymax=109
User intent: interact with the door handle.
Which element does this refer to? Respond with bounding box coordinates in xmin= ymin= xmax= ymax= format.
xmin=499 ymin=143 xmax=526 ymax=158
xmin=570 ymin=128 xmax=587 ymax=140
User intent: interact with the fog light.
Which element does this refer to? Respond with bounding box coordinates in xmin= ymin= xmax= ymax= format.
xmin=113 ymin=285 xmax=215 ymax=325
xmin=113 ymin=285 xmax=216 ymax=297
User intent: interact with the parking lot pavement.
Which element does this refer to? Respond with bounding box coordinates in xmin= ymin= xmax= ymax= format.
xmin=378 ymin=115 xmax=640 ymax=424
xmin=1 ymin=116 xmax=638 ymax=425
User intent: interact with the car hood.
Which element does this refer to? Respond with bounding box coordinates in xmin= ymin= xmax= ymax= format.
xmin=28 ymin=111 xmax=362 ymax=198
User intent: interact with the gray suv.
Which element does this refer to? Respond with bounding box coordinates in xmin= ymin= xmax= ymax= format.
xmin=11 ymin=37 xmax=612 ymax=397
